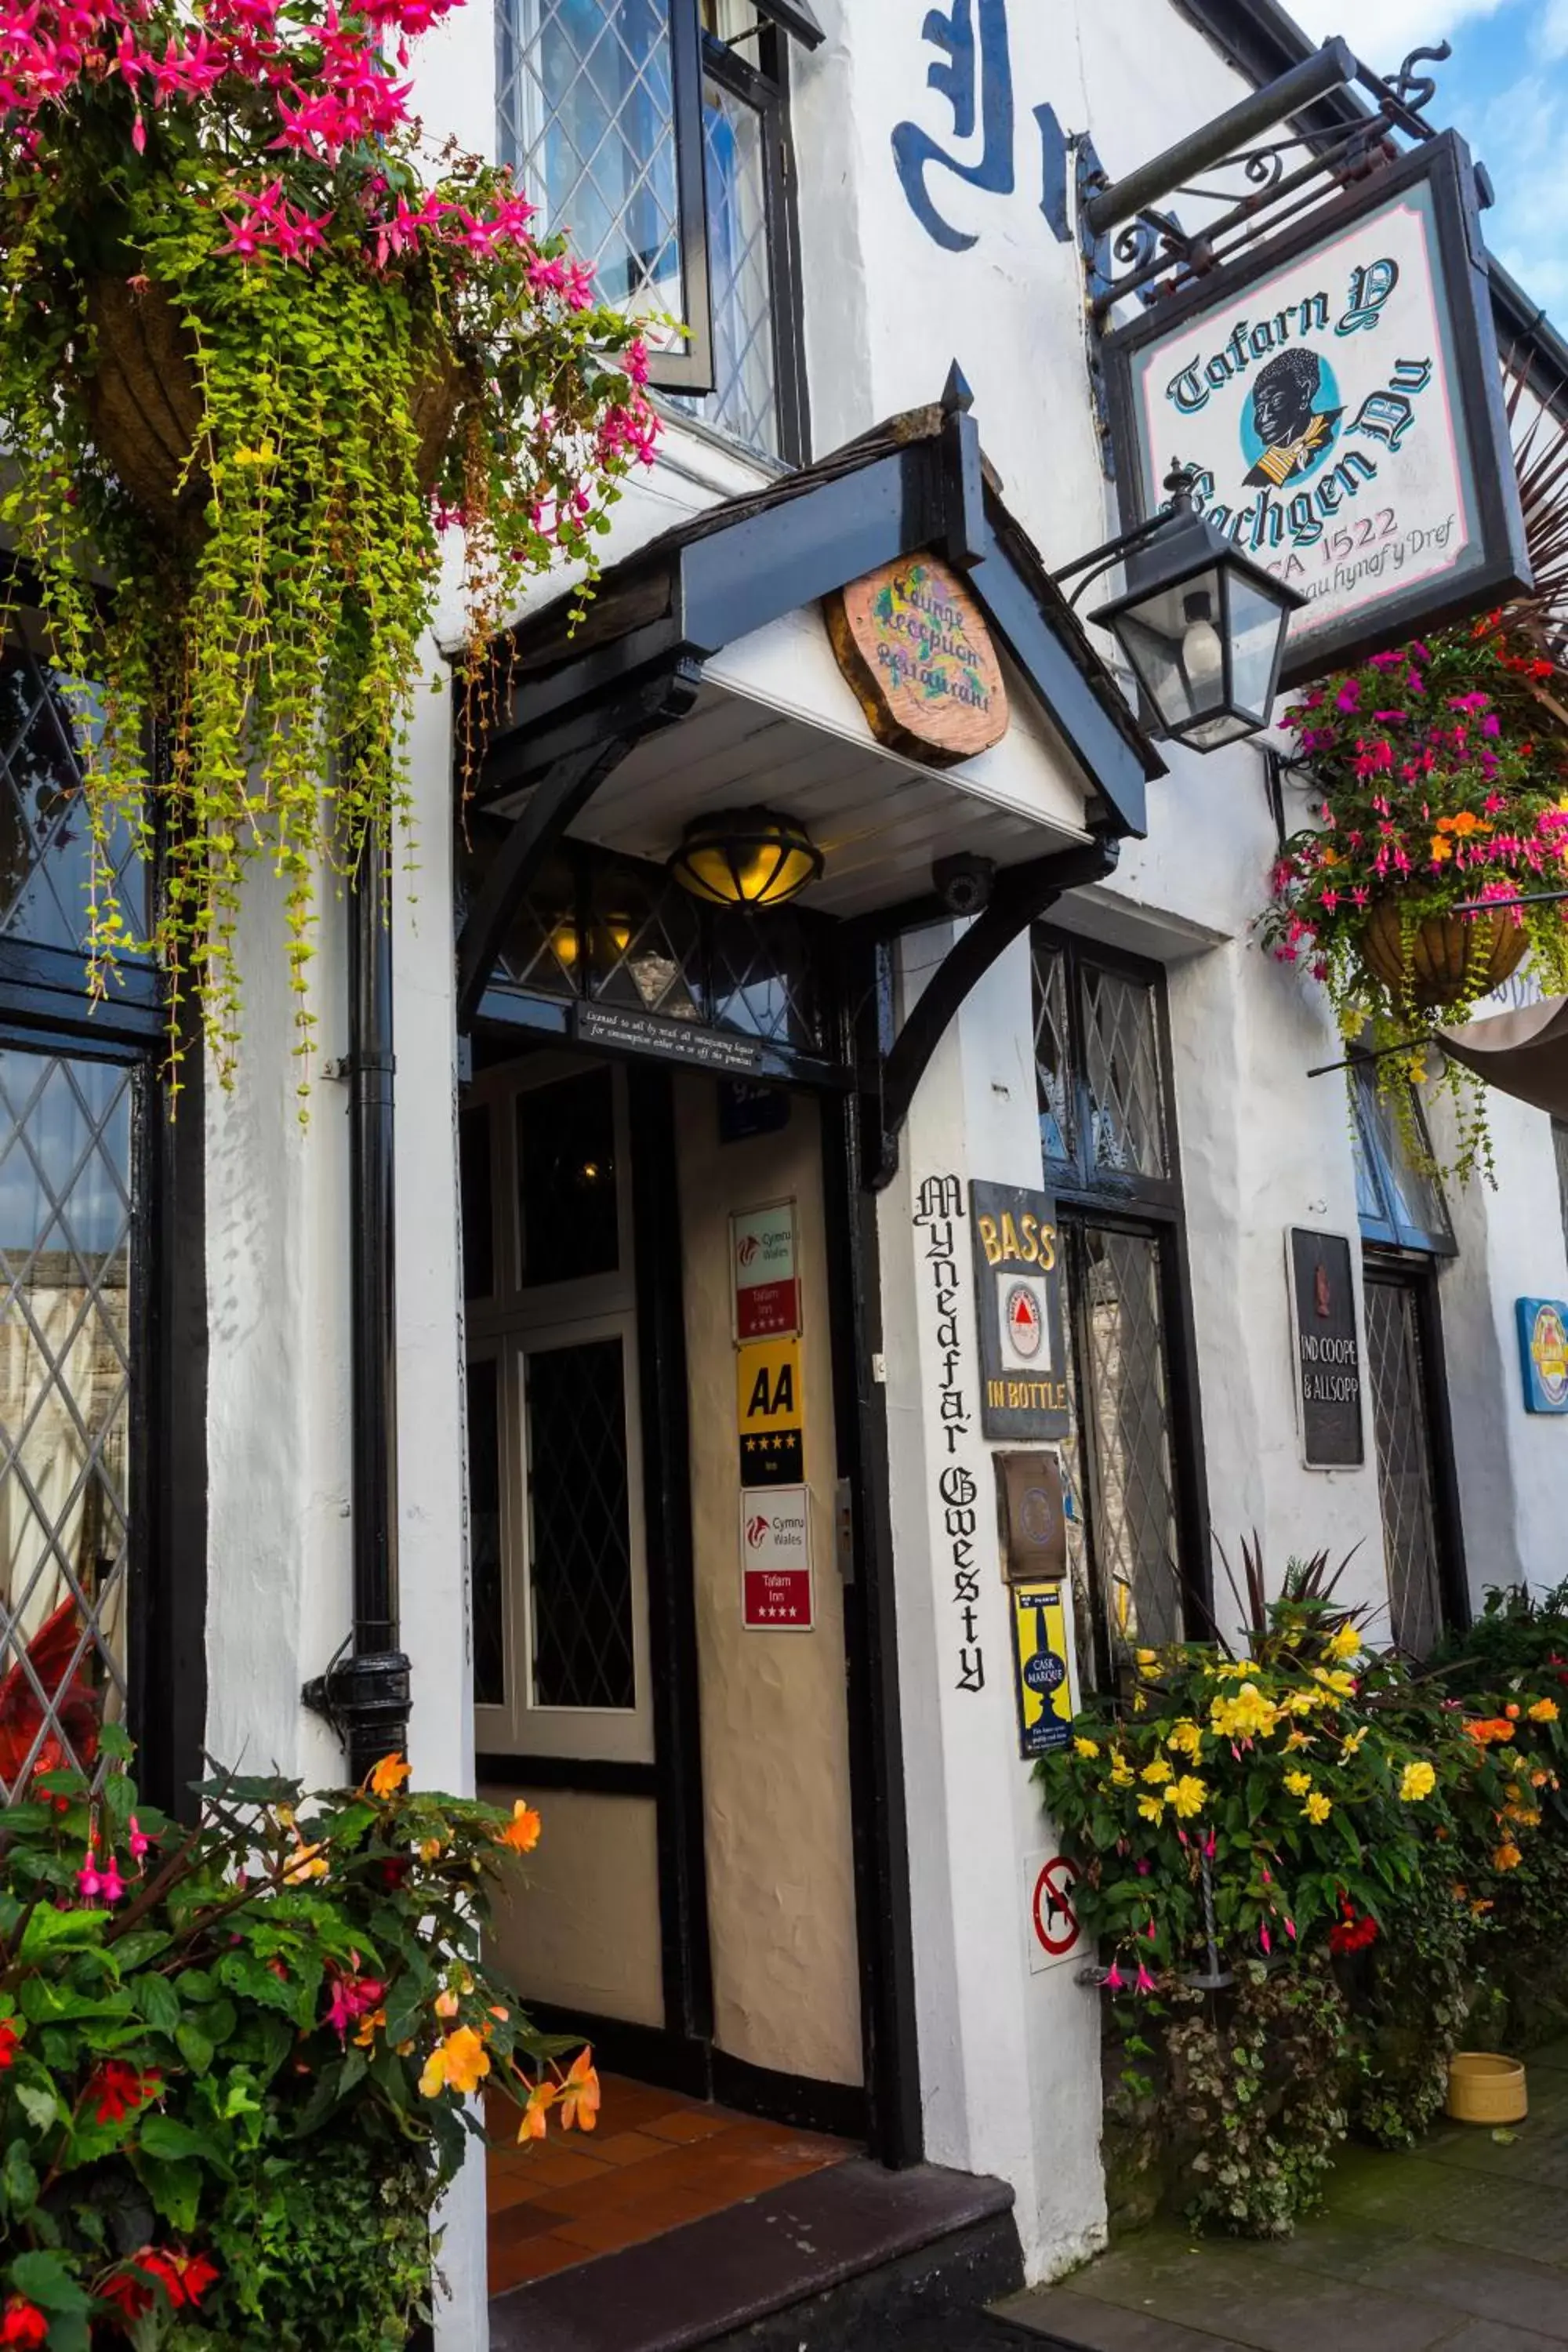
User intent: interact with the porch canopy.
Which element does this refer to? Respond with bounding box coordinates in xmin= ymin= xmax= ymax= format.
xmin=454 ymin=372 xmax=1162 ymax=1171
xmin=1443 ymin=996 xmax=1568 ymax=1118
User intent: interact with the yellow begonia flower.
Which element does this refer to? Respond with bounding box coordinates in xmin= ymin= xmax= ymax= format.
xmin=517 ymin=2079 xmax=557 ymax=2142
xmin=560 ymin=2049 xmax=601 ymax=2132
xmin=1494 ymin=1841 xmax=1523 ymax=1871
xmin=1110 ymin=1756 xmax=1134 ymax=1787
xmin=1312 ymin=1668 xmax=1357 ymax=1700
xmin=1399 ymin=1760 xmax=1436 ymax=1803
xmin=1284 ymin=1729 xmax=1312 ymax=1751
xmin=1283 ymin=1769 xmax=1313 ymax=1797
xmin=419 ymin=2027 xmax=491 ymax=2100
xmin=1167 ymin=1719 xmax=1203 ymax=1756
xmin=1209 ymin=1682 xmax=1279 ymax=1740
xmin=282 ymin=1838 xmax=328 ymax=1886
xmin=1303 ymin=1792 xmax=1332 ymax=1824
xmin=1137 ymin=1793 xmax=1165 ymax=1822
xmin=1529 ymin=1698 xmax=1559 ymax=1723
xmin=368 ymin=1754 xmax=411 ymax=1799
xmin=1340 ymin=1726 xmax=1369 ymax=1757
xmin=1170 ymin=1775 xmax=1207 ymax=1819
xmin=1327 ymin=1624 xmax=1362 ymax=1662
xmin=1073 ymin=1737 xmax=1100 ymax=1759
xmin=1141 ymin=1756 xmax=1174 ymax=1784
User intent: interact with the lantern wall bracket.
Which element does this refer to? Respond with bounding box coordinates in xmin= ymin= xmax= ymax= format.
xmin=1083 ymin=38 xmax=1461 ymax=318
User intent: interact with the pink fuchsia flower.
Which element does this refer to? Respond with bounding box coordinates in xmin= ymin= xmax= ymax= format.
xmin=77 ymin=1851 xmax=102 ymax=1900
xmin=1134 ymin=1963 xmax=1158 ymax=1995
xmin=1259 ymin=1924 xmax=1272 ymax=1955
xmin=1103 ymin=1961 xmax=1125 ymax=1991
xmin=128 ymin=1815 xmax=152 ymax=1862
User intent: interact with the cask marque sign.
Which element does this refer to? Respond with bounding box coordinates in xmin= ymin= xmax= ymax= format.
xmin=826 ymin=553 xmax=1009 ymax=767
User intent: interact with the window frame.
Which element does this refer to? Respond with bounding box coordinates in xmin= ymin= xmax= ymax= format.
xmin=0 ymin=637 xmax=207 ymax=1818
xmin=1032 ymin=924 xmax=1211 ymax=1671
xmin=1350 ymin=1057 xmax=1456 ymax=1258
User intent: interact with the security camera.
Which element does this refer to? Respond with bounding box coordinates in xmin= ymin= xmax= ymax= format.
xmin=933 ymin=852 xmax=996 ymax=918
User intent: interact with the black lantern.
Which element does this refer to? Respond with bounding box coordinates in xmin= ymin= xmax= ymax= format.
xmin=670 ymin=808 xmax=823 ymax=908
xmin=1068 ymin=469 xmax=1305 ymax=752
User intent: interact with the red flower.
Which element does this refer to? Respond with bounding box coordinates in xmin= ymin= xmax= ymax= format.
xmin=1329 ymin=1900 xmax=1378 ymax=1956
xmin=0 ymin=2298 xmax=48 ymax=2349
xmin=0 ymin=2022 xmax=20 ymax=2071
xmin=98 ymin=2270 xmax=154 ymax=2322
xmin=133 ymin=2246 xmax=220 ymax=2310
xmin=90 ymin=2060 xmax=160 ymax=2125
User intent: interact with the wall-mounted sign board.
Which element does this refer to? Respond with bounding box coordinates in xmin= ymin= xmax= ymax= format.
xmin=737 ymin=1338 xmax=804 ymax=1486
xmin=825 ymin=554 xmax=1010 ymax=767
xmin=970 ymin=1181 xmax=1069 ymax=1440
xmin=996 ymin=1450 xmax=1068 ymax=1586
xmin=576 ymin=1000 xmax=764 ymax=1074
xmin=1288 ymin=1228 xmax=1364 ymax=1468
xmin=731 ymin=1200 xmax=800 ymax=1341
xmin=1105 ymin=132 xmax=1530 ymax=686
xmin=1517 ymin=1298 xmax=1568 ymax=1414
xmin=1010 ymin=1582 xmax=1076 ymax=1759
xmin=740 ymin=1488 xmax=814 ymax=1630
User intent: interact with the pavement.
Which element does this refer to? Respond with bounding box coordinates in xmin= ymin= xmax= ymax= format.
xmin=988 ymin=2037 xmax=1568 ymax=2352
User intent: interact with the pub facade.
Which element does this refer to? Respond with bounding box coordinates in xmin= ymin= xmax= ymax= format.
xmin=3 ymin=0 xmax=1566 ymax=2343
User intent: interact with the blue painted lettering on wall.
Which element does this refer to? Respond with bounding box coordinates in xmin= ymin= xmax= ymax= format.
xmin=891 ymin=0 xmax=1014 ymax=252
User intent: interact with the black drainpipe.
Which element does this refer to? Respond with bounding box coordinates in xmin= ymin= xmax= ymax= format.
xmin=303 ymin=841 xmax=413 ymax=1782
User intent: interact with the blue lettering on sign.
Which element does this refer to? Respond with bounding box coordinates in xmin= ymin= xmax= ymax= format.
xmin=891 ymin=0 xmax=1014 ymax=252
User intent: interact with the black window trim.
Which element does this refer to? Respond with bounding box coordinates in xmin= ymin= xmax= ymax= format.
xmin=696 ymin=19 xmax=810 ymax=464
xmin=1032 ymin=922 xmax=1213 ymax=1664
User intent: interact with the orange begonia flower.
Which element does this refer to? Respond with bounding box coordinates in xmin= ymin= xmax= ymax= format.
xmin=517 ymin=2080 xmax=557 ymax=2143
xmin=419 ymin=2027 xmax=491 ymax=2100
xmin=498 ymin=1801 xmax=543 ymax=1855
xmin=368 ymin=1755 xmax=412 ymax=1799
xmin=560 ymin=2049 xmax=601 ymax=2132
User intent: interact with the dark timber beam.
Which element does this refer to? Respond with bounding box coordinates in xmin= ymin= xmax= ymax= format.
xmin=865 ymin=833 xmax=1122 ymax=1189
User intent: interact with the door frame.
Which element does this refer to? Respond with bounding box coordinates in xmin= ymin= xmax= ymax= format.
xmin=1362 ymin=1246 xmax=1470 ymax=1645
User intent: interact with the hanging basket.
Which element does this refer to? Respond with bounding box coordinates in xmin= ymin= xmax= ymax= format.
xmin=1359 ymin=897 xmax=1528 ymax=1012
xmin=80 ymin=277 xmax=464 ymax=530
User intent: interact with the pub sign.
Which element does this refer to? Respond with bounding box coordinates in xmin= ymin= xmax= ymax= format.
xmin=1105 ymin=132 xmax=1530 ymax=687
xmin=970 ymin=1181 xmax=1069 ymax=1441
xmin=1288 ymin=1229 xmax=1364 ymax=1469
xmin=1516 ymin=1298 xmax=1568 ymax=1414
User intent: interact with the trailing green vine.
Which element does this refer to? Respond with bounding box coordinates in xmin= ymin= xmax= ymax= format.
xmin=0 ymin=0 xmax=658 ymax=1094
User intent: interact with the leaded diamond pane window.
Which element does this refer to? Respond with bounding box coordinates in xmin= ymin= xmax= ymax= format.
xmin=0 ymin=1047 xmax=135 ymax=1796
xmin=1365 ymin=1274 xmax=1445 ymax=1657
xmin=1083 ymin=966 xmax=1167 ymax=1180
xmin=589 ymin=862 xmax=703 ymax=1020
xmin=710 ymin=908 xmax=815 ymax=1047
xmin=1033 ymin=942 xmax=1074 ymax=1165
xmin=0 ymin=648 xmax=145 ymax=958
xmin=499 ymin=0 xmax=685 ymax=325
xmin=1072 ymin=1225 xmax=1183 ymax=1668
xmin=525 ymin=1335 xmax=635 ymax=1709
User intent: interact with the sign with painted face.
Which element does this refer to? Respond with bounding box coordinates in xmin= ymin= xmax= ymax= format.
xmin=1105 ymin=133 xmax=1530 ymax=687
xmin=1517 ymin=1298 xmax=1568 ymax=1414
xmin=970 ymin=1180 xmax=1069 ymax=1439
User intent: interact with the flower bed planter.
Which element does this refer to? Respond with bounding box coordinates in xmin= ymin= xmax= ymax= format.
xmin=1359 ymin=899 xmax=1528 ymax=1011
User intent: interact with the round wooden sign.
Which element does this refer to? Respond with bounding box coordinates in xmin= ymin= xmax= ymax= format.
xmin=826 ymin=553 xmax=1010 ymax=768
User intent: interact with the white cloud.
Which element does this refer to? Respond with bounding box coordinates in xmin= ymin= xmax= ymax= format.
xmin=1455 ymin=70 xmax=1568 ymax=321
xmin=1539 ymin=0 xmax=1568 ymax=59
xmin=1282 ymin=0 xmax=1512 ymax=71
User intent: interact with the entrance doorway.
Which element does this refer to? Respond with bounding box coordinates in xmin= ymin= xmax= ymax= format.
xmin=460 ymin=1040 xmax=866 ymax=2292
xmin=1363 ymin=1258 xmax=1462 ymax=1657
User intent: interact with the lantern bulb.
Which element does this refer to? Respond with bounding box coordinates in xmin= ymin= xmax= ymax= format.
xmin=1181 ymin=592 xmax=1224 ymax=695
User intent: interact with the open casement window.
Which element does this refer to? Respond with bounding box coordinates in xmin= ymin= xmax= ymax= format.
xmin=462 ymin=1057 xmax=654 ymax=1764
xmin=1349 ymin=1060 xmax=1455 ymax=1258
xmin=1032 ymin=927 xmax=1208 ymax=1692
xmin=495 ymin=0 xmax=813 ymax=459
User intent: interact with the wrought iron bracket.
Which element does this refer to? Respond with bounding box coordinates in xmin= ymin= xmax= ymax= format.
xmin=302 ymin=1643 xmax=413 ymax=1787
xmin=1083 ymin=39 xmax=1457 ymax=318
xmin=858 ymin=833 xmax=1122 ymax=1191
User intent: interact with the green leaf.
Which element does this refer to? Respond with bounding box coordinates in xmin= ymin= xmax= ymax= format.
xmin=131 ymin=2151 xmax=203 ymax=2234
xmin=175 ymin=2020 xmax=214 ymax=2076
xmin=1 ymin=2138 xmax=38 ymax=2216
xmin=136 ymin=2116 xmax=231 ymax=2177
xmin=18 ymin=1907 xmax=109 ymax=1965
xmin=111 ymin=1931 xmax=172 ymax=1972
xmin=135 ymin=1976 xmax=182 ymax=2038
xmin=14 ymin=2083 xmax=58 ymax=2135
xmin=7 ymin=2250 xmax=92 ymax=2312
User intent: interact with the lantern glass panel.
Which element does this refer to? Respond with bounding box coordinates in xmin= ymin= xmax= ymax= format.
xmin=1227 ymin=573 xmax=1291 ymax=723
xmin=1112 ymin=561 xmax=1227 ymax=735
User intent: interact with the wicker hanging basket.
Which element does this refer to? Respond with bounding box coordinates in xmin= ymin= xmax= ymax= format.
xmin=79 ymin=276 xmax=464 ymax=530
xmin=1359 ymin=897 xmax=1528 ymax=1012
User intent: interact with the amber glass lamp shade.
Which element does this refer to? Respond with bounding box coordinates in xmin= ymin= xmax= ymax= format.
xmin=670 ymin=808 xmax=823 ymax=908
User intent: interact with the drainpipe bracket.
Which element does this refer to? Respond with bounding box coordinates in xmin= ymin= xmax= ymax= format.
xmin=302 ymin=1647 xmax=412 ymax=1782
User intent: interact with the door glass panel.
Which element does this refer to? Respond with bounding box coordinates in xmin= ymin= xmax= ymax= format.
xmin=517 ymin=1070 xmax=619 ymax=1285
xmin=1365 ymin=1276 xmax=1445 ymax=1657
xmin=1075 ymin=1225 xmax=1182 ymax=1663
xmin=0 ymin=1047 xmax=135 ymax=1794
xmin=467 ymin=1358 xmax=506 ymax=1708
xmin=1082 ymin=967 xmax=1168 ymax=1179
xmin=1033 ymin=939 xmax=1074 ymax=1165
xmin=526 ymin=1336 xmax=635 ymax=1710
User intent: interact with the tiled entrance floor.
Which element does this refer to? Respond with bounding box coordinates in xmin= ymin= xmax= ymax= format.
xmin=485 ymin=2072 xmax=853 ymax=2295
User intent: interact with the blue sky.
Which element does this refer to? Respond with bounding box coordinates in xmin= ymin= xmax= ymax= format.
xmin=1286 ymin=1 xmax=1566 ymax=320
